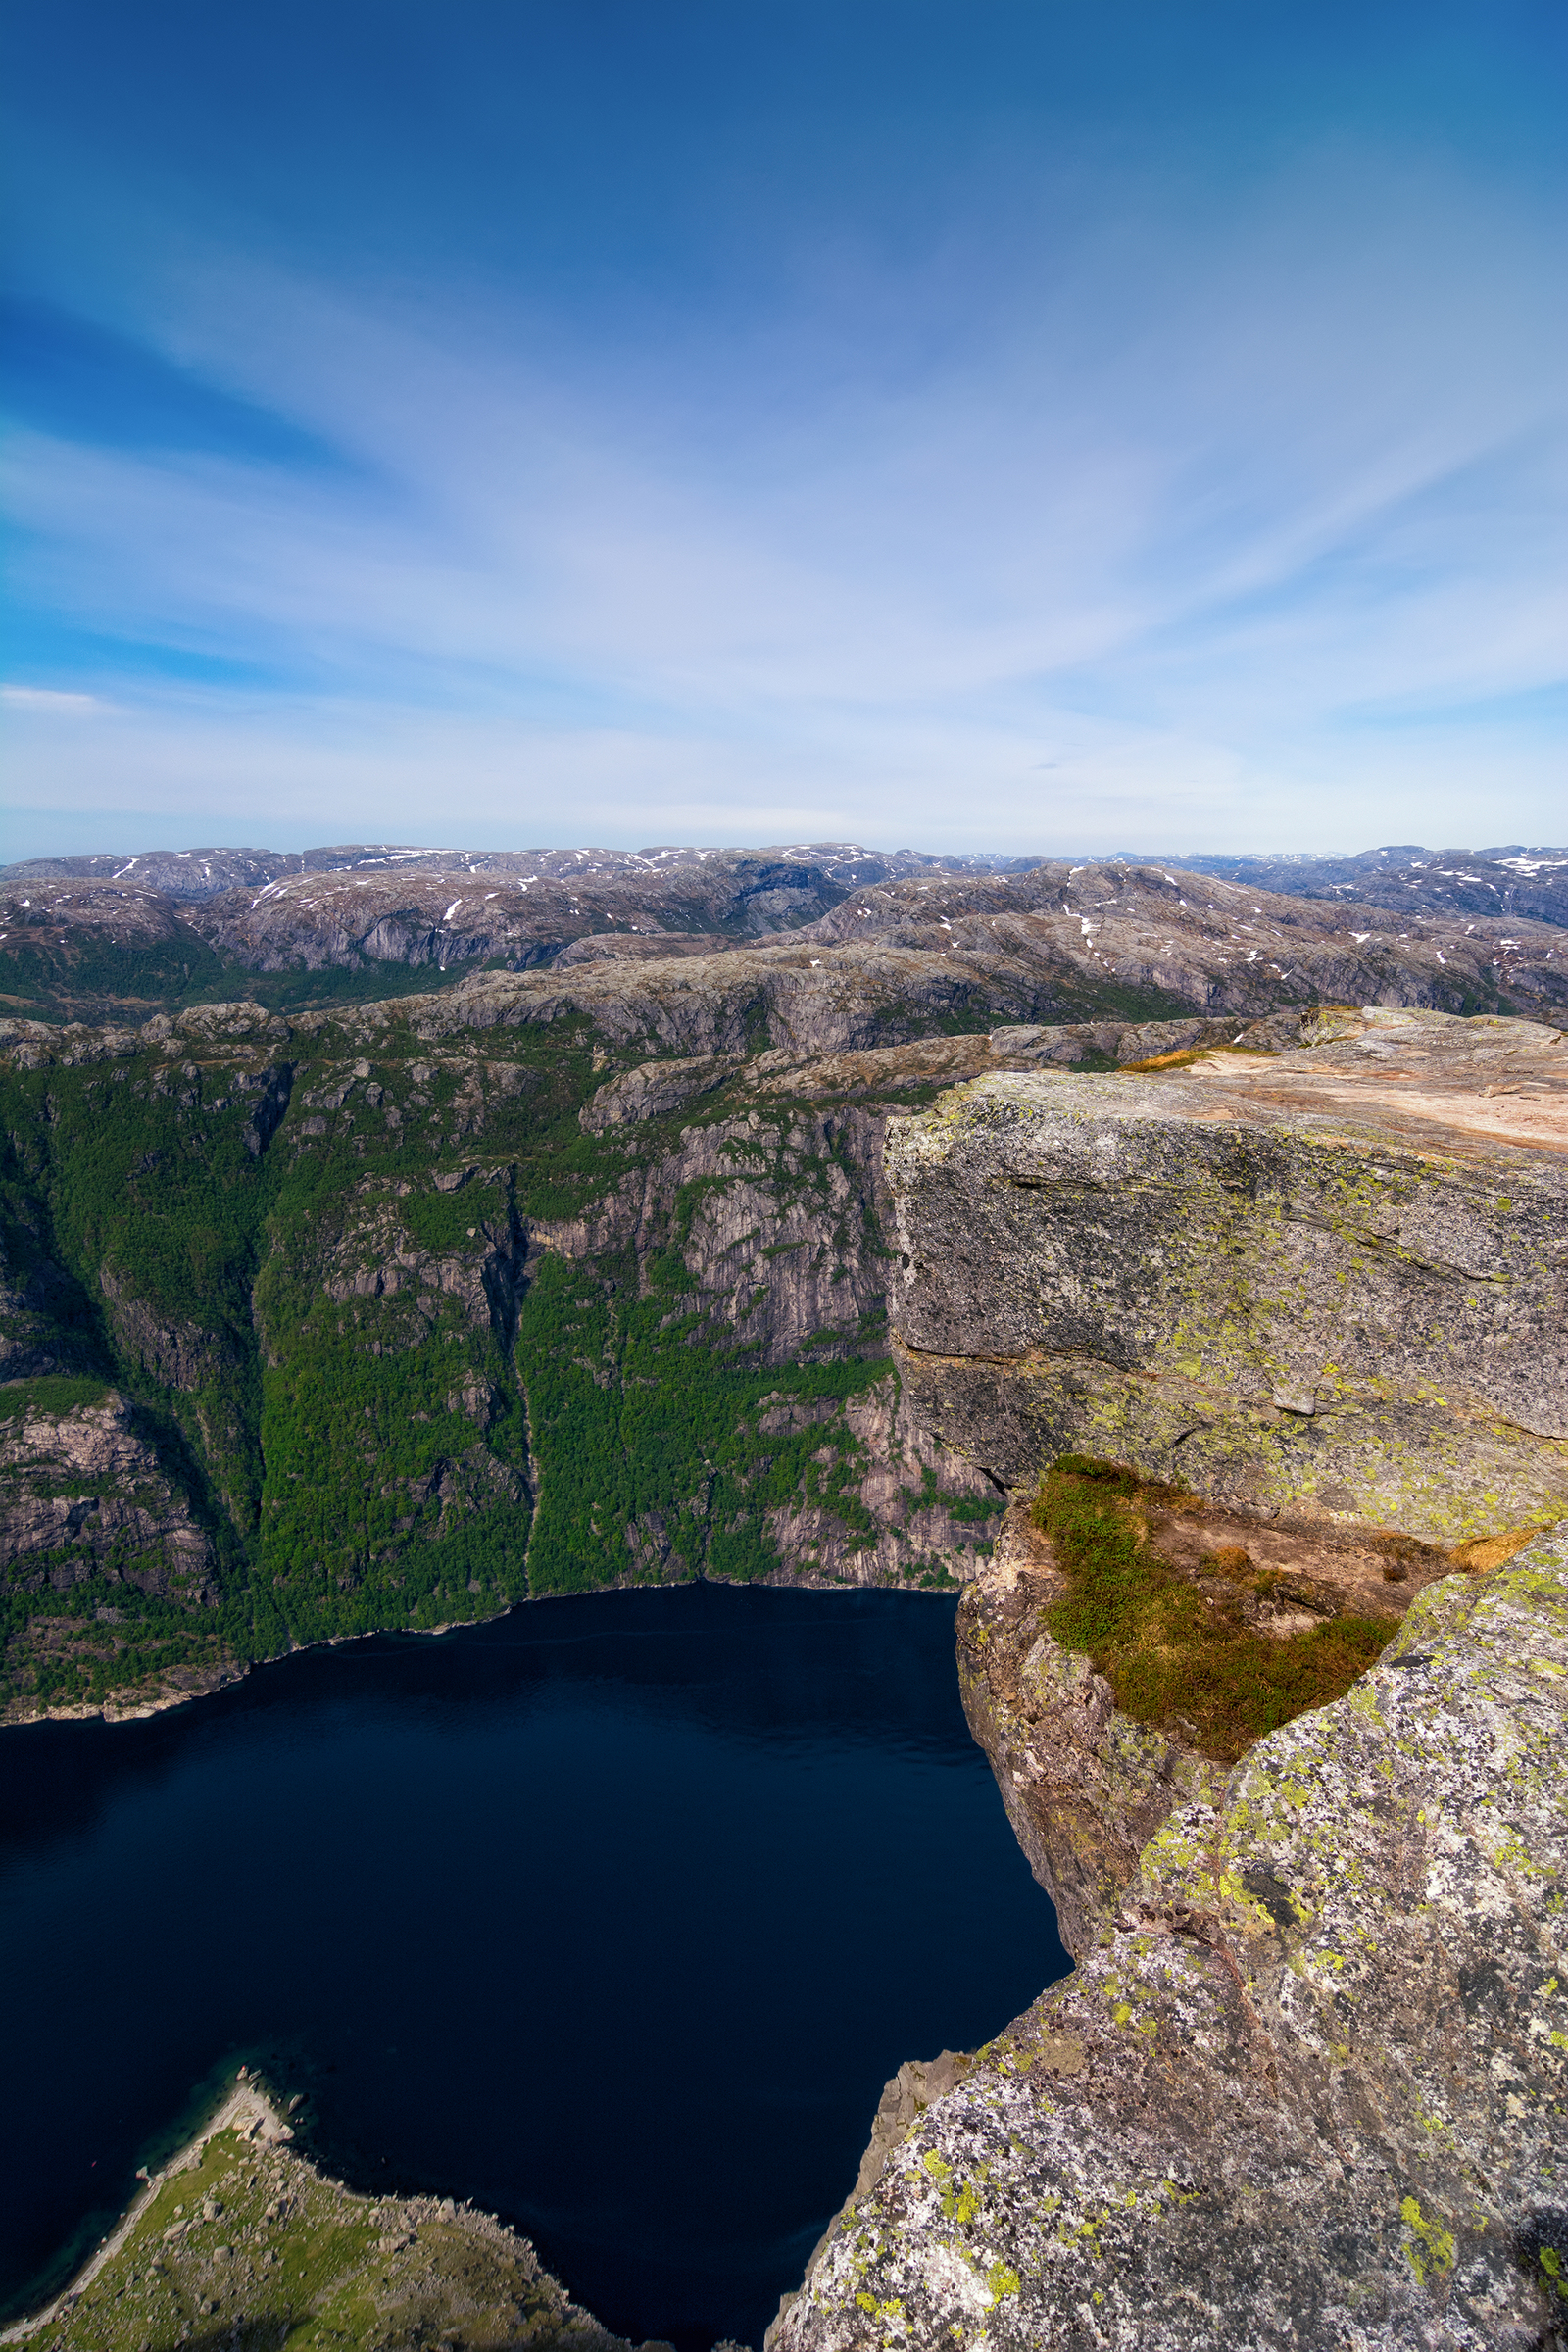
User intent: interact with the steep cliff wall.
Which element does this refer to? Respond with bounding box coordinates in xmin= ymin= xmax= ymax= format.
xmin=777 ymin=1007 xmax=1568 ymax=2351
xmin=9 ymin=997 xmax=1154 ymax=1715
xmin=8 ymin=942 xmax=1334 ymax=1722
xmin=0 ymin=1382 xmax=242 ymax=1716
xmin=888 ymin=1007 xmax=1568 ymax=1542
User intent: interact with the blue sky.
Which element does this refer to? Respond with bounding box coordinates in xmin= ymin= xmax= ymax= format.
xmin=2 ymin=0 xmax=1564 ymax=859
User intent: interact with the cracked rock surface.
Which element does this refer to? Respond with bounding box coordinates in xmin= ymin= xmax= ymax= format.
xmin=777 ymin=1021 xmax=1568 ymax=2350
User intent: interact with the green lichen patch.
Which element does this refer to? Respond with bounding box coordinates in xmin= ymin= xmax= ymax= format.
xmin=1031 ymin=1457 xmax=1393 ymax=1761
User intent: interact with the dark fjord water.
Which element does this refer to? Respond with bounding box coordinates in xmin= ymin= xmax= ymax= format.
xmin=0 ymin=1585 xmax=1067 ymax=2350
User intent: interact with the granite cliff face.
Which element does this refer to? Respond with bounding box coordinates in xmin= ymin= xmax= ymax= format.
xmin=777 ymin=1006 xmax=1568 ymax=2352
xmin=889 ymin=1007 xmax=1568 ymax=1543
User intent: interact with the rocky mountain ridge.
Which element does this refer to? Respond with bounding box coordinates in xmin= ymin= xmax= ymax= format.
xmin=0 ymin=841 xmax=1048 ymax=902
xmin=4 ymin=844 xmax=1567 ymax=1029
xmin=1179 ymin=842 xmax=1568 ymax=927
xmin=9 ymin=839 xmax=1566 ymax=927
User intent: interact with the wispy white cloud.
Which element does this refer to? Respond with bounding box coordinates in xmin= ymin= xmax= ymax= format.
xmin=0 ymin=683 xmax=108 ymax=710
xmin=4 ymin=141 xmax=1563 ymax=852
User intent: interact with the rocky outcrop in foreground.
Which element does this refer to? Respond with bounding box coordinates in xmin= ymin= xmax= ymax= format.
xmin=777 ymin=1533 xmax=1568 ymax=2351
xmin=777 ymin=1012 xmax=1567 ymax=2350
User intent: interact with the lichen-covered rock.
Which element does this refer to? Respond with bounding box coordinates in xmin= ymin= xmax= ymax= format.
xmin=777 ymin=1532 xmax=1568 ymax=2352
xmin=888 ymin=1008 xmax=1568 ymax=1541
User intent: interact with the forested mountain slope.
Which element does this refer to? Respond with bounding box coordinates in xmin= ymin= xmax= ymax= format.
xmin=1 ymin=984 xmax=1031 ymax=1719
xmin=4 ymin=849 xmax=1565 ymax=1722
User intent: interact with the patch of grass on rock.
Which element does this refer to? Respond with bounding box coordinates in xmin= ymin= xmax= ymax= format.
xmin=1031 ymin=1456 xmax=1392 ymax=1762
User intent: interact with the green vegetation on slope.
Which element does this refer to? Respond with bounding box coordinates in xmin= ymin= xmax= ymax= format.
xmin=0 ymin=1000 xmax=1001 ymax=1714
xmin=519 ymin=1245 xmax=888 ymax=1592
xmin=1031 ymin=1457 xmax=1393 ymax=1761
xmin=0 ymin=1373 xmax=111 ymax=1420
xmin=0 ymin=924 xmax=233 ymax=1021
xmin=20 ymin=2111 xmax=616 ymax=2352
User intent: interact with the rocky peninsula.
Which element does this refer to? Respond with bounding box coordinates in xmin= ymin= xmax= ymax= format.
xmin=2 ymin=2079 xmax=661 ymax=2352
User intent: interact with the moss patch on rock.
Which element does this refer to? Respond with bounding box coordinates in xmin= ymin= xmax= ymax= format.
xmin=1031 ymin=1456 xmax=1393 ymax=1760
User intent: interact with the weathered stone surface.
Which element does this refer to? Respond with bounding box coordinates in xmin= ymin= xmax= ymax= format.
xmin=778 ymin=1532 xmax=1568 ymax=2352
xmin=0 ymin=1391 xmax=215 ymax=1596
xmin=888 ymin=1007 xmax=1568 ymax=1542
xmin=579 ymin=1051 xmax=744 ymax=1130
xmin=776 ymin=1025 xmax=1568 ymax=2351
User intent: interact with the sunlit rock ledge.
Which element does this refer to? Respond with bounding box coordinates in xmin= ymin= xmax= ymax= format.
xmin=889 ymin=1007 xmax=1568 ymax=1544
